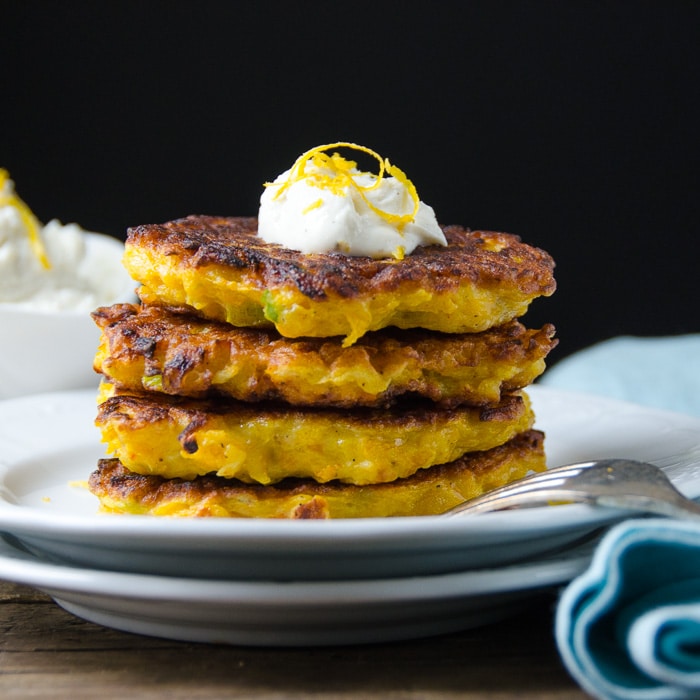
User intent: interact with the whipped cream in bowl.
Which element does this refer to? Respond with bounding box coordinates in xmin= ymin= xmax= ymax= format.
xmin=0 ymin=171 xmax=135 ymax=399
xmin=258 ymin=142 xmax=447 ymax=259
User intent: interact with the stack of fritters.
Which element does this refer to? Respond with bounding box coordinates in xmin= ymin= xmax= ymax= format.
xmin=89 ymin=216 xmax=557 ymax=518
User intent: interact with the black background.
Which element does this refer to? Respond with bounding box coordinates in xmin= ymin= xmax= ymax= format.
xmin=4 ymin=1 xmax=699 ymax=364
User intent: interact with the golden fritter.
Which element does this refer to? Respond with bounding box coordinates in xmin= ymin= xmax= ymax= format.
xmin=89 ymin=430 xmax=545 ymax=518
xmin=93 ymin=303 xmax=557 ymax=408
xmin=95 ymin=387 xmax=535 ymax=485
xmin=124 ymin=216 xmax=556 ymax=345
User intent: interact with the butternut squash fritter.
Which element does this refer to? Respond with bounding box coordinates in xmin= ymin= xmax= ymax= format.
xmin=124 ymin=216 xmax=556 ymax=345
xmin=89 ymin=430 xmax=545 ymax=518
xmin=93 ymin=303 xmax=557 ymax=408
xmin=95 ymin=387 xmax=535 ymax=485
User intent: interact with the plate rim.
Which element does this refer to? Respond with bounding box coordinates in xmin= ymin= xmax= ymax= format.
xmin=0 ymin=386 xmax=699 ymax=558
xmin=0 ymin=533 xmax=593 ymax=603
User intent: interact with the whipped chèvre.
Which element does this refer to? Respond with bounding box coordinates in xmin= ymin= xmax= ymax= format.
xmin=258 ymin=143 xmax=447 ymax=259
xmin=0 ymin=170 xmax=129 ymax=311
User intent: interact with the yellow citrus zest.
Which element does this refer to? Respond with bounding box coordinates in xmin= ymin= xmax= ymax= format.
xmin=265 ymin=142 xmax=420 ymax=228
xmin=0 ymin=169 xmax=51 ymax=269
xmin=301 ymin=197 xmax=324 ymax=215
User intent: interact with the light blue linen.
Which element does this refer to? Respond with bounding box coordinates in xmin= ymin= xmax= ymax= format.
xmin=556 ymin=519 xmax=700 ymax=699
xmin=540 ymin=335 xmax=700 ymax=417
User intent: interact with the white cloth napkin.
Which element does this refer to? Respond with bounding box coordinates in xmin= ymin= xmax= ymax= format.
xmin=555 ymin=518 xmax=700 ymax=699
xmin=539 ymin=334 xmax=700 ymax=417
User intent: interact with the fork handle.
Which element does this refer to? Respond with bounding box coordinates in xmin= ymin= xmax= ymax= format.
xmin=446 ymin=488 xmax=700 ymax=519
xmin=445 ymin=488 xmax=592 ymax=516
xmin=595 ymin=493 xmax=700 ymax=520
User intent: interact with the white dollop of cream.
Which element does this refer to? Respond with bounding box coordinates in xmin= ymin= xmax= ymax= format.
xmin=257 ymin=148 xmax=447 ymax=259
xmin=0 ymin=176 xmax=132 ymax=311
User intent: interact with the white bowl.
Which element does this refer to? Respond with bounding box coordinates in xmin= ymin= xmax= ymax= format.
xmin=0 ymin=233 xmax=136 ymax=400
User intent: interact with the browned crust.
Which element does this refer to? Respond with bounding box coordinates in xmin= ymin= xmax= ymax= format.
xmin=92 ymin=303 xmax=558 ymax=407
xmin=96 ymin=387 xmax=528 ymax=434
xmin=95 ymin=381 xmax=535 ymax=484
xmin=125 ymin=216 xmax=556 ymax=299
xmin=88 ymin=430 xmax=545 ymax=518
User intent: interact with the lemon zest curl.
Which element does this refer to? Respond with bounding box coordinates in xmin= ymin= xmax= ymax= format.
xmin=265 ymin=142 xmax=420 ymax=229
xmin=0 ymin=169 xmax=51 ymax=269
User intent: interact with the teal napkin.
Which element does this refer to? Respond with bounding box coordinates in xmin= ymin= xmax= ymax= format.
xmin=555 ymin=518 xmax=700 ymax=699
xmin=540 ymin=335 xmax=700 ymax=417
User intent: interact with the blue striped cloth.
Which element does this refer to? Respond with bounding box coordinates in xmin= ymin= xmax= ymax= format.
xmin=556 ymin=519 xmax=700 ymax=699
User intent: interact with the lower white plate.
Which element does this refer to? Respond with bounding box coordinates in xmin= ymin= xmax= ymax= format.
xmin=0 ymin=533 xmax=593 ymax=646
xmin=0 ymin=386 xmax=699 ymax=581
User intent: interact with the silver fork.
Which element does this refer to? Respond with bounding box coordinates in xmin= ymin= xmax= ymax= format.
xmin=443 ymin=451 xmax=700 ymax=519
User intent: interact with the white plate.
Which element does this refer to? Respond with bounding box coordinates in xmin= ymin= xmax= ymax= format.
xmin=0 ymin=533 xmax=593 ymax=646
xmin=1 ymin=386 xmax=699 ymax=581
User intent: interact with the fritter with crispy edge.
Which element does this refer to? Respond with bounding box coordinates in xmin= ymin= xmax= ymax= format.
xmin=89 ymin=430 xmax=545 ymax=518
xmin=124 ymin=216 xmax=556 ymax=346
xmin=93 ymin=303 xmax=557 ymax=408
xmin=95 ymin=386 xmax=535 ymax=485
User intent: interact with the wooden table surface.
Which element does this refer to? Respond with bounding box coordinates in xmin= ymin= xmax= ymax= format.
xmin=0 ymin=580 xmax=589 ymax=699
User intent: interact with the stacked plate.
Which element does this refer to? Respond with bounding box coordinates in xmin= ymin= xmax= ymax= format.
xmin=1 ymin=385 xmax=699 ymax=646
